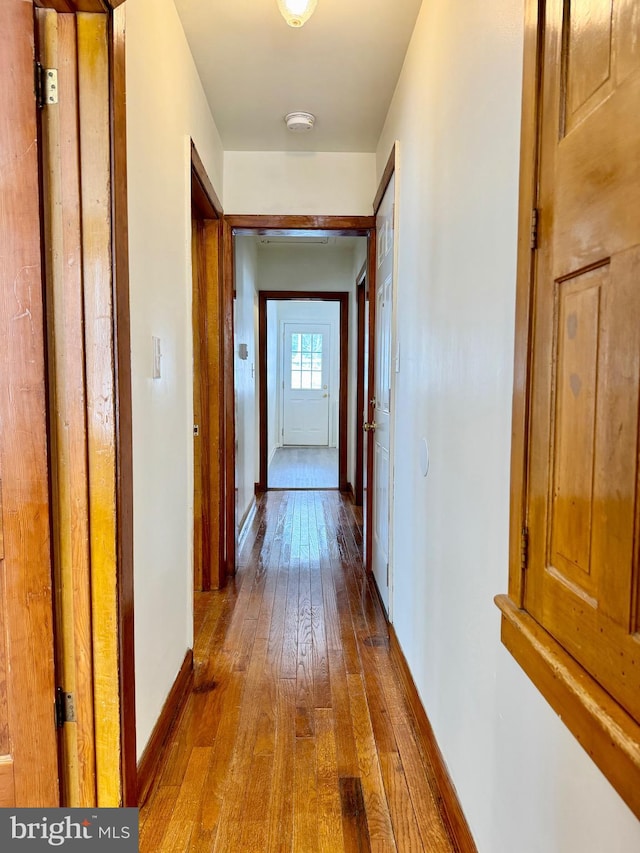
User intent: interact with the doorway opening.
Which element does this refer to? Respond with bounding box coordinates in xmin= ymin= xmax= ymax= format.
xmin=228 ymin=217 xmax=375 ymax=555
xmin=190 ymin=143 xmax=226 ymax=591
xmin=259 ymin=291 xmax=349 ymax=492
xmin=264 ymin=295 xmax=345 ymax=490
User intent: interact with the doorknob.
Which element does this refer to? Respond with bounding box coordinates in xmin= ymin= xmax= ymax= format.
xmin=323 ymin=393 xmax=328 ymax=398
xmin=363 ymin=421 xmax=378 ymax=432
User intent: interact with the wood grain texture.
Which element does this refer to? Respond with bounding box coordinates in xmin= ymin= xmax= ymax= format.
xmin=227 ymin=215 xmax=375 ymax=236
xmin=507 ymin=0 xmax=541 ymax=606
xmin=140 ymin=491 xmax=461 ymax=851
xmin=137 ymin=651 xmax=194 ymax=807
xmin=38 ymin=7 xmax=96 ymax=807
xmin=499 ymin=0 xmax=640 ymax=817
xmin=223 ymin=218 xmax=236 ymax=578
xmin=0 ymin=0 xmax=60 ymax=807
xmin=77 ymin=11 xmax=121 ymax=806
xmin=110 ymin=1 xmax=138 ymax=806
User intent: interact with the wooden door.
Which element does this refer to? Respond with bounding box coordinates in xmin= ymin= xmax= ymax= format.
xmin=282 ymin=324 xmax=331 ymax=445
xmin=526 ymin=0 xmax=640 ymax=722
xmin=371 ymin=174 xmax=395 ymax=613
xmin=191 ymin=149 xmax=225 ymax=591
xmin=0 ymin=0 xmax=60 ymax=806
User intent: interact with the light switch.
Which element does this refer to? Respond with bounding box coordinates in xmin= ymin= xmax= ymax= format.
xmin=152 ymin=336 xmax=162 ymax=379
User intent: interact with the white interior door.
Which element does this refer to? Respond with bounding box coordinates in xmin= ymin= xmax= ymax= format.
xmin=282 ymin=323 xmax=331 ymax=445
xmin=372 ymin=174 xmax=395 ymax=612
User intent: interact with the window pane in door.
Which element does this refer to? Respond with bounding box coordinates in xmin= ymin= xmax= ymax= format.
xmin=291 ymin=331 xmax=324 ymax=390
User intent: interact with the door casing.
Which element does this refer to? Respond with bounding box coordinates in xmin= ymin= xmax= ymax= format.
xmin=191 ymin=142 xmax=226 ymax=591
xmin=258 ymin=291 xmax=350 ymax=492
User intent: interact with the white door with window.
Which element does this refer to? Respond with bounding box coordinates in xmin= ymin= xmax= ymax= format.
xmin=282 ymin=323 xmax=331 ymax=445
xmin=371 ymin=173 xmax=395 ymax=613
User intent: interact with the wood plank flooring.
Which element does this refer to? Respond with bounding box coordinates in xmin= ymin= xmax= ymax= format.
xmin=268 ymin=447 xmax=339 ymax=489
xmin=140 ymin=491 xmax=457 ymax=852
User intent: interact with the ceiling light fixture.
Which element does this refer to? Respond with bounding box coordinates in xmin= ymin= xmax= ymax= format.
xmin=276 ymin=0 xmax=318 ymax=28
xmin=285 ymin=111 xmax=316 ymax=132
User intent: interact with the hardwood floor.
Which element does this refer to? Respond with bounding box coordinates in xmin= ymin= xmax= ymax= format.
xmin=268 ymin=447 xmax=339 ymax=489
xmin=139 ymin=491 xmax=458 ymax=852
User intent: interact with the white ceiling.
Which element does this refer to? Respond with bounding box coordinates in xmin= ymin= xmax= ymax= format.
xmin=173 ymin=0 xmax=422 ymax=152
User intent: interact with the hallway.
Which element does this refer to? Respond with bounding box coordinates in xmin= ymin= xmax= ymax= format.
xmin=139 ymin=491 xmax=457 ymax=851
xmin=268 ymin=447 xmax=339 ymax=489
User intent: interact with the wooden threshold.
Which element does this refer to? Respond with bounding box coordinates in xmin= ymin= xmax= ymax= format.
xmin=137 ymin=650 xmax=194 ymax=807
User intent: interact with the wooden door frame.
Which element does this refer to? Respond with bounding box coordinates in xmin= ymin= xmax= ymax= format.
xmin=226 ymin=215 xmax=375 ymax=523
xmin=258 ymin=291 xmax=349 ymax=491
xmin=354 ymin=261 xmax=368 ymax=506
xmin=191 ymin=142 xmax=226 ymax=591
xmin=32 ymin=0 xmax=134 ymax=806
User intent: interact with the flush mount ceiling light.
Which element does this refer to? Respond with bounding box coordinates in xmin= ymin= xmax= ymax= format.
xmin=285 ymin=111 xmax=316 ymax=132
xmin=276 ymin=0 xmax=318 ymax=28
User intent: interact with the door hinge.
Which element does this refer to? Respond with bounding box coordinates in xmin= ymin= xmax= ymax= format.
xmin=530 ymin=208 xmax=539 ymax=250
xmin=35 ymin=63 xmax=58 ymax=108
xmin=520 ymin=526 xmax=529 ymax=572
xmin=55 ymin=688 xmax=76 ymax=728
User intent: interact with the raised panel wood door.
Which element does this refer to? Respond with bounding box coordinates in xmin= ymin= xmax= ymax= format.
xmin=526 ymin=0 xmax=640 ymax=723
xmin=0 ymin=0 xmax=60 ymax=806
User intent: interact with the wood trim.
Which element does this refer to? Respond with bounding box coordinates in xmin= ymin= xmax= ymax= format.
xmin=496 ymin=596 xmax=640 ymax=820
xmin=36 ymin=1 xmax=126 ymax=9
xmin=227 ymin=215 xmax=375 ymax=235
xmin=222 ymin=219 xmax=236 ymax=577
xmin=38 ymin=8 xmax=95 ymax=807
xmin=77 ymin=11 xmax=121 ymax=807
xmin=258 ymin=290 xmax=268 ymax=490
xmin=257 ymin=291 xmax=350 ymax=492
xmin=354 ymin=263 xmax=367 ymax=506
xmin=191 ymin=141 xmax=222 ymax=220
xmin=110 ymin=1 xmax=137 ymax=807
xmin=0 ymin=0 xmax=60 ymax=805
xmin=497 ymin=0 xmax=640 ymax=820
xmin=191 ymin=143 xmax=225 ymax=590
xmin=136 ymin=651 xmax=194 ymax=807
xmin=338 ymin=293 xmax=349 ymax=492
xmin=388 ymin=626 xmax=478 ymax=853
xmin=36 ymin=1 xmax=108 ymax=11
xmin=373 ymin=144 xmax=396 ymax=215
xmin=507 ymin=0 xmax=541 ymax=607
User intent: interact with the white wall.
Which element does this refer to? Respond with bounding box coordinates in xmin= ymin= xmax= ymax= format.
xmin=234 ymin=237 xmax=259 ymax=530
xmin=376 ymin=1 xmax=640 ymax=851
xmin=126 ymin=0 xmax=224 ymax=758
xmin=224 ymin=151 xmax=376 ymax=215
xmin=258 ymin=243 xmax=365 ymax=487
